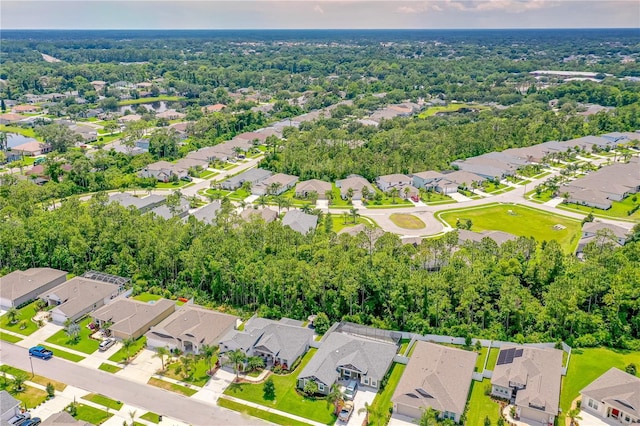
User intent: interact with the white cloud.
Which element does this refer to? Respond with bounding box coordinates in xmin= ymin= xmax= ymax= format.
xmin=434 ymin=0 xmax=558 ymax=13
xmin=313 ymin=4 xmax=324 ymax=13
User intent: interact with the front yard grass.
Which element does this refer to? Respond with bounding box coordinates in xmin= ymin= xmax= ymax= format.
xmin=147 ymin=377 xmax=197 ymax=396
xmin=558 ymin=193 xmax=640 ymax=220
xmin=45 ymin=317 xmax=100 ymax=354
xmin=438 ymin=204 xmax=582 ymax=253
xmin=331 ymin=216 xmax=369 ymax=232
xmin=163 ymin=357 xmax=215 ymax=387
xmin=0 ymin=301 xmax=41 ymax=335
xmin=466 ymin=379 xmax=501 ymax=426
xmin=559 ymin=347 xmax=640 ymax=423
xmin=131 ymin=292 xmax=163 ymax=303
xmin=108 ymin=336 xmax=146 ymax=362
xmin=118 ymin=96 xmax=184 ymax=106
xmin=227 ymin=188 xmax=251 ymax=201
xmin=82 ymin=393 xmax=123 ymax=410
xmin=156 ymin=180 xmax=190 ymax=189
xmin=389 ymin=213 xmax=426 ymax=230
xmin=39 ymin=344 xmax=85 ymax=362
xmin=140 ymin=412 xmax=161 ymax=423
xmin=73 ymin=403 xmax=113 ymax=425
xmin=368 ymin=362 xmax=406 ymax=426
xmin=0 ymin=365 xmax=66 ymax=391
xmin=0 ymin=332 xmax=22 ymax=343
xmin=1 ymin=384 xmax=48 ymax=410
xmin=218 ymin=398 xmax=312 ymax=426
xmin=0 ymin=125 xmax=38 ymax=138
xmin=224 ymin=348 xmax=335 ymax=424
xmin=98 ymin=363 xmax=122 ymax=374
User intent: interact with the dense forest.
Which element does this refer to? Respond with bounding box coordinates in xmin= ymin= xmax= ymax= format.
xmin=0 ymin=186 xmax=639 ymax=350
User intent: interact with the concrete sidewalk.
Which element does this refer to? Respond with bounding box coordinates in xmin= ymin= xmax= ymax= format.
xmin=220 ymin=394 xmax=327 ymax=426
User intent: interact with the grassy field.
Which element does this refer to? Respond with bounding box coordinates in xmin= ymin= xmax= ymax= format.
xmin=368 ymin=363 xmax=406 ymax=426
xmin=474 ymin=346 xmax=489 ymax=372
xmin=163 ymin=357 xmax=215 ymax=387
xmin=131 ymin=292 xmax=163 ymax=303
xmin=0 ymin=384 xmax=48 ymax=410
xmin=108 ymin=336 xmax=146 ymax=362
xmin=0 ymin=365 xmax=66 ymax=391
xmin=224 ymin=349 xmax=335 ymax=425
xmin=389 ymin=213 xmax=426 ymax=229
xmin=466 ymin=379 xmax=502 ymax=426
xmin=0 ymin=125 xmax=39 ymax=139
xmin=559 ymin=347 xmax=640 ymax=422
xmin=331 ymin=216 xmax=369 ymax=232
xmin=98 ymin=363 xmax=122 ymax=374
xmin=438 ymin=204 xmax=582 ymax=253
xmin=118 ymin=96 xmax=184 ymax=106
xmin=485 ymin=347 xmax=499 ymax=370
xmin=147 ymin=377 xmax=198 ymax=396
xmin=140 ymin=412 xmax=162 ymax=424
xmin=418 ymin=103 xmax=488 ymax=118
xmin=0 ymin=332 xmax=22 ymax=343
xmin=0 ymin=301 xmax=41 ymax=335
xmin=559 ymin=194 xmax=640 ymax=220
xmin=156 ymin=180 xmax=190 ymax=189
xmin=45 ymin=317 xmax=99 ymax=354
xmin=73 ymin=403 xmax=113 ymax=425
xmin=218 ymin=398 xmax=312 ymax=426
xmin=39 ymin=344 xmax=85 ymax=362
xmin=82 ymin=393 xmax=123 ymax=410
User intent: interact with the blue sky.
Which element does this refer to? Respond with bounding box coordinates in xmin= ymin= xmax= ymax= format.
xmin=2 ymin=1 xmax=639 ymax=29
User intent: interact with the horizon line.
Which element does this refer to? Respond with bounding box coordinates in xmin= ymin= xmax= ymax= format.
xmin=2 ymin=27 xmax=638 ymax=31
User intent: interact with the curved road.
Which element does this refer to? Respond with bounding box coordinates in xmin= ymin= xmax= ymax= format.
xmin=0 ymin=342 xmax=265 ymax=426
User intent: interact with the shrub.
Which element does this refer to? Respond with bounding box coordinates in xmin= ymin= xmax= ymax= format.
xmin=46 ymin=383 xmax=55 ymax=398
xmin=263 ymin=377 xmax=275 ymax=400
xmin=626 ymin=363 xmax=637 ymax=376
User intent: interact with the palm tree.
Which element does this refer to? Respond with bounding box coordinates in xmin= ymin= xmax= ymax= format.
xmin=389 ymin=187 xmax=400 ymax=204
xmin=247 ymin=356 xmax=265 ymax=372
xmin=256 ymin=195 xmax=269 ymax=208
xmin=268 ymin=182 xmax=283 ymax=196
xmin=200 ymin=344 xmax=218 ymax=375
xmin=349 ymin=208 xmax=359 ymax=224
xmin=154 ymin=346 xmax=170 ymax=371
xmin=301 ymin=203 xmax=313 ymax=214
xmin=361 ymin=185 xmax=371 ymax=202
xmin=346 ymin=187 xmax=354 ymax=202
xmin=326 ymin=384 xmax=344 ymax=415
xmin=419 ymin=408 xmax=440 ymax=426
xmin=358 ymin=401 xmax=386 ymax=426
xmin=324 ymin=190 xmax=333 ymax=205
xmin=12 ymin=372 xmax=28 ymax=393
xmin=6 ymin=307 xmax=19 ymax=325
xmin=121 ymin=337 xmax=135 ymax=363
xmin=224 ymin=349 xmax=247 ymax=381
xmin=568 ymin=408 xmax=582 ymax=426
xmin=128 ymin=410 xmax=137 ymax=426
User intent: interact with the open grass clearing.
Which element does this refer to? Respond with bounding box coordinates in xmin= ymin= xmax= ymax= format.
xmin=82 ymin=393 xmax=123 ymax=410
xmin=73 ymin=403 xmax=113 ymax=425
xmin=224 ymin=349 xmax=335 ymax=424
xmin=0 ymin=332 xmax=22 ymax=343
xmin=0 ymin=301 xmax=41 ymax=335
xmin=0 ymin=365 xmax=66 ymax=391
xmin=389 ymin=213 xmax=426 ymax=229
xmin=368 ymin=362 xmax=406 ymax=426
xmin=98 ymin=363 xmax=122 ymax=374
xmin=218 ymin=398 xmax=312 ymax=426
xmin=438 ymin=204 xmax=582 ymax=253
xmin=140 ymin=412 xmax=162 ymax=424
xmin=475 ymin=346 xmax=489 ymax=372
xmin=39 ymin=344 xmax=85 ymax=362
xmin=147 ymin=377 xmax=197 ymax=396
xmin=108 ymin=336 xmax=146 ymax=363
xmin=163 ymin=356 xmax=215 ymax=387
xmin=466 ymin=379 xmax=502 ymax=426
xmin=131 ymin=292 xmax=163 ymax=303
xmin=559 ymin=193 xmax=640 ymax=220
xmin=45 ymin=317 xmax=99 ymax=354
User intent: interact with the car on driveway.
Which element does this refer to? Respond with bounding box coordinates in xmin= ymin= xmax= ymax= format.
xmin=344 ymin=380 xmax=358 ymax=400
xmin=22 ymin=418 xmax=41 ymax=426
xmin=29 ymin=346 xmax=53 ymax=360
xmin=99 ymin=337 xmax=116 ymax=351
xmin=338 ymin=400 xmax=354 ymax=423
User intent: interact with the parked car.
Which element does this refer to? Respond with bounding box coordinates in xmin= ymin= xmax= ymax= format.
xmin=21 ymin=418 xmax=41 ymax=426
xmin=181 ymin=175 xmax=193 ymax=182
xmin=8 ymin=413 xmax=30 ymax=425
xmin=344 ymin=380 xmax=358 ymax=400
xmin=28 ymin=346 xmax=53 ymax=360
xmin=99 ymin=337 xmax=116 ymax=351
xmin=338 ymin=400 xmax=354 ymax=422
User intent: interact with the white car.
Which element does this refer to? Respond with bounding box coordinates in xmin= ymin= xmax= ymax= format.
xmin=99 ymin=337 xmax=116 ymax=351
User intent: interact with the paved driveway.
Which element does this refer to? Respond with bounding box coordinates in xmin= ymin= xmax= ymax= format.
xmin=342 ymin=387 xmax=376 ymax=426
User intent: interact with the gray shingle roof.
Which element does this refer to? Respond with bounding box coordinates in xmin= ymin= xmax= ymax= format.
xmin=108 ymin=193 xmax=165 ymax=211
xmin=0 ymin=390 xmax=20 ymax=416
xmin=92 ymin=298 xmax=175 ymax=337
xmin=282 ymin=210 xmax=318 ymax=235
xmin=298 ymin=332 xmax=397 ymax=387
xmin=191 ymin=201 xmax=221 ymax=224
xmin=222 ymin=168 xmax=272 ymax=189
xmin=45 ymin=277 xmax=121 ymax=318
xmin=392 ymin=342 xmax=477 ymax=417
xmin=0 ymin=268 xmax=67 ymax=302
xmin=580 ymin=367 xmax=640 ymax=418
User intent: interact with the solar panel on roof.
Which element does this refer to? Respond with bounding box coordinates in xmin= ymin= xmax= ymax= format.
xmin=497 ymin=349 xmax=507 ymax=365
xmin=514 ymin=348 xmax=524 ymax=358
xmin=505 ymin=348 xmax=515 ymax=364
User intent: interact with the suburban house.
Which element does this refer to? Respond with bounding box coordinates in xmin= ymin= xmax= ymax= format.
xmin=9 ymin=141 xmax=52 ymax=157
xmin=252 ymin=173 xmax=299 ymax=195
xmin=295 ymin=179 xmax=333 ymax=199
xmin=108 ymin=193 xmax=165 ymax=213
xmin=12 ymin=104 xmax=40 ymax=113
xmin=0 ymin=267 xmax=68 ymax=309
xmin=168 ymin=122 xmax=191 ymax=139
xmin=490 ymin=346 xmax=563 ymax=425
xmin=440 ymin=171 xmax=486 ymax=190
xmin=234 ymin=131 xmax=270 ymax=145
xmin=174 ymin=157 xmax=208 ymax=171
xmin=457 ymin=229 xmax=518 ymax=246
xmin=149 ymin=197 xmax=190 ymax=220
xmin=92 ymin=298 xmax=175 ymax=340
xmin=297 ymin=331 xmax=397 ymax=395
xmin=336 ymin=175 xmax=376 ymax=200
xmin=69 ymin=124 xmax=98 ymax=142
xmin=118 ymin=114 xmax=142 ymax=124
xmin=156 ymin=110 xmax=186 ymax=120
xmin=451 ymin=156 xmax=517 ymax=179
xmin=580 ymin=367 xmax=639 ymax=424
xmin=42 ymin=276 xmax=125 ymax=324
xmin=190 ymin=201 xmax=221 ymax=225
xmin=220 ymin=168 xmax=272 ymax=190
xmin=219 ymin=317 xmax=313 ymax=370
xmin=241 ymin=207 xmax=279 ymax=223
xmin=145 ymin=304 xmax=238 ymax=355
xmin=376 ymin=174 xmax=413 ymax=192
xmin=41 ymin=411 xmax=92 ymax=426
xmin=282 ymin=210 xmax=318 ymax=235
xmin=392 ymin=342 xmax=477 ymax=423
xmin=0 ymin=391 xmax=21 ymax=423
xmin=138 ymin=161 xmax=188 ymax=182
xmin=576 ymin=222 xmax=630 ymax=257
xmin=0 ymin=112 xmax=25 ymax=125
xmin=412 ymin=171 xmax=446 ymax=189
xmin=202 ymin=104 xmax=226 ymax=113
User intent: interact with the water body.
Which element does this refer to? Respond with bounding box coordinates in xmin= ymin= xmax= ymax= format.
xmin=4 ymin=133 xmax=35 ymax=148
xmin=118 ymin=101 xmax=169 ymax=115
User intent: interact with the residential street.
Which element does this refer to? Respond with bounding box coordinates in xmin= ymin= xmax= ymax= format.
xmin=0 ymin=342 xmax=266 ymax=426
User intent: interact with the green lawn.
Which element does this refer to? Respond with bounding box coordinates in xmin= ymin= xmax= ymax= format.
xmin=45 ymin=317 xmax=100 ymax=354
xmin=73 ymin=404 xmax=113 ymax=425
xmin=132 ymin=293 xmax=163 ymax=303
xmin=329 ymin=184 xmax=352 ymax=208
xmin=147 ymin=377 xmax=197 ymax=396
xmin=140 ymin=412 xmax=162 ymax=423
xmin=39 ymin=344 xmax=85 ymax=362
xmin=163 ymin=357 xmax=215 ymax=387
xmin=0 ymin=301 xmax=41 ymax=335
xmin=559 ymin=347 xmax=640 ymax=422
xmin=204 ymin=189 xmax=232 ymax=199
xmin=218 ymin=398 xmax=312 ymax=426
xmin=280 ymin=188 xmax=312 ymax=207
xmin=227 ymin=188 xmax=251 ymax=201
xmin=438 ymin=204 xmax=582 ymax=253
xmin=474 ymin=346 xmax=489 ymax=372
xmin=559 ymin=194 xmax=640 ymax=220
xmin=98 ymin=363 xmax=122 ymax=374
xmin=529 ymin=189 xmax=555 ymax=203
xmin=398 ymin=339 xmax=411 ymax=355
xmin=224 ymin=349 xmax=335 ymax=424
xmin=0 ymin=383 xmax=48 ymax=410
xmin=0 ymin=126 xmax=38 ymax=139
xmin=482 ymin=182 xmax=508 ymax=193
xmin=0 ymin=332 xmax=22 ymax=343
xmin=156 ymin=180 xmax=190 ymax=189
xmin=368 ymin=363 xmax=406 ymax=426
xmin=108 ymin=336 xmax=146 ymax=362
xmin=485 ymin=347 xmax=499 ymax=370
xmin=331 ymin=216 xmax=369 ymax=232
xmin=389 ymin=213 xmax=426 ymax=230
xmin=198 ymin=170 xmax=218 ymax=179
xmin=96 ymin=134 xmax=121 ymax=144
xmin=466 ymin=379 xmax=501 ymax=426
xmin=0 ymin=365 xmax=66 ymax=391
xmin=421 ymin=191 xmax=455 ymax=204
xmin=418 ymin=103 xmax=488 ymax=118
xmin=118 ymin=96 xmax=184 ymax=106
xmin=82 ymin=393 xmax=123 ymax=410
